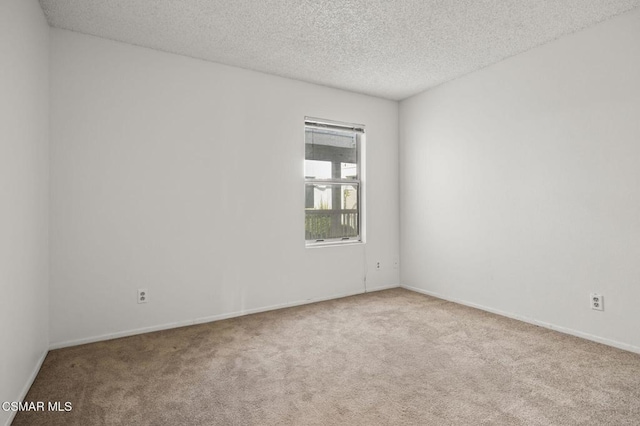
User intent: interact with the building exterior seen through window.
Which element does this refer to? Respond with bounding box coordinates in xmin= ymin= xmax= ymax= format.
xmin=304 ymin=118 xmax=363 ymax=245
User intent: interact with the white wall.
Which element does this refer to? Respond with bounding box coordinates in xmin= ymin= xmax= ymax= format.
xmin=400 ymin=8 xmax=640 ymax=352
xmin=49 ymin=29 xmax=399 ymax=347
xmin=0 ymin=1 xmax=50 ymax=424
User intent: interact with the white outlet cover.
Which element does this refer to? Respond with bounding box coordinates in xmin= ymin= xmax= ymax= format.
xmin=138 ymin=288 xmax=148 ymax=304
xmin=590 ymin=293 xmax=603 ymax=311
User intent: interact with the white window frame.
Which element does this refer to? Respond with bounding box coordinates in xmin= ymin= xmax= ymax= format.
xmin=304 ymin=117 xmax=365 ymax=247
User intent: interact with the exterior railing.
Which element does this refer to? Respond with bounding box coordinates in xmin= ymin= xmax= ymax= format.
xmin=305 ymin=209 xmax=358 ymax=240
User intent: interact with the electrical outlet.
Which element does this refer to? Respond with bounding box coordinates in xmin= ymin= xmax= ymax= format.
xmin=138 ymin=288 xmax=148 ymax=304
xmin=375 ymin=261 xmax=381 ymax=271
xmin=393 ymin=256 xmax=399 ymax=269
xmin=590 ymin=293 xmax=603 ymax=311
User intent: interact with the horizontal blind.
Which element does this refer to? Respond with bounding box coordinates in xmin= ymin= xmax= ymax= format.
xmin=305 ymin=118 xmax=365 ymax=134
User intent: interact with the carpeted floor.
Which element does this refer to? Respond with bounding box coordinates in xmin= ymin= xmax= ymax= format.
xmin=14 ymin=288 xmax=640 ymax=425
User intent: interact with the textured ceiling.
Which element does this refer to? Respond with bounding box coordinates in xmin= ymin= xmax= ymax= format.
xmin=39 ymin=0 xmax=640 ymax=100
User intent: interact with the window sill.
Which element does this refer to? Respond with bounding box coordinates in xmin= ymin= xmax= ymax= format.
xmin=305 ymin=239 xmax=364 ymax=248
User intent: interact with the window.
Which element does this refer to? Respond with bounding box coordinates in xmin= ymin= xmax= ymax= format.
xmin=304 ymin=118 xmax=364 ymax=245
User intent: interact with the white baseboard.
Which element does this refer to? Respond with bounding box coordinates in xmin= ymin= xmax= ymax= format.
xmin=4 ymin=349 xmax=48 ymax=426
xmin=50 ymin=284 xmax=400 ymax=350
xmin=401 ymin=284 xmax=640 ymax=355
xmin=365 ymin=283 xmax=400 ymax=293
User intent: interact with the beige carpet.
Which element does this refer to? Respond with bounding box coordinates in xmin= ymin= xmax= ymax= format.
xmin=14 ymin=288 xmax=640 ymax=425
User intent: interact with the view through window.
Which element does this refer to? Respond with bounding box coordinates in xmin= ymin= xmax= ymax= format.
xmin=304 ymin=118 xmax=363 ymax=245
